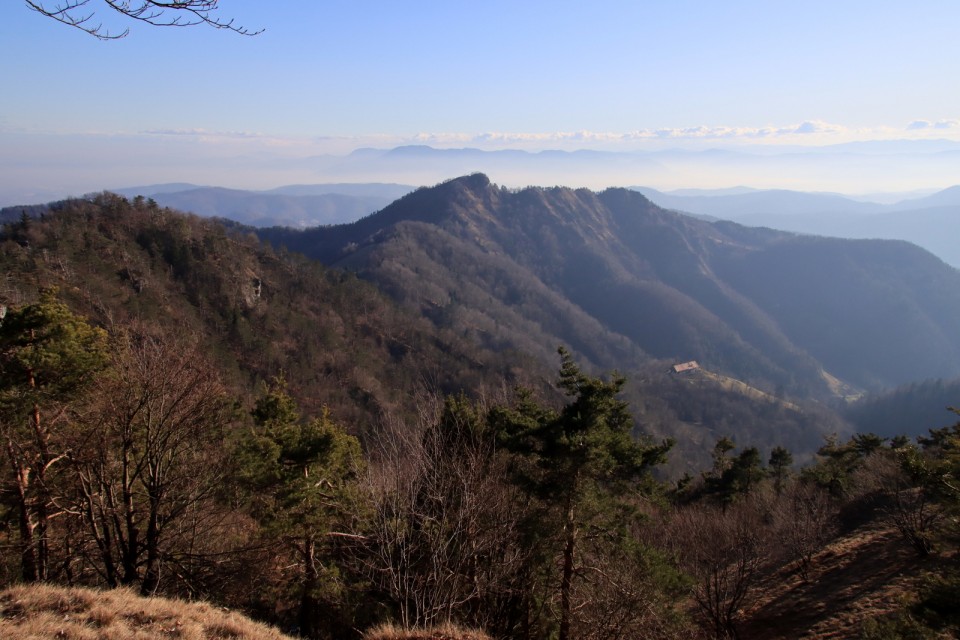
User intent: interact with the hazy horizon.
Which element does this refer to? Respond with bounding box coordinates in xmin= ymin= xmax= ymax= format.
xmin=2 ymin=136 xmax=958 ymax=207
xmin=2 ymin=1 xmax=958 ymax=205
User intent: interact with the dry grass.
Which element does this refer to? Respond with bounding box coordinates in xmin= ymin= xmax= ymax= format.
xmin=0 ymin=583 xmax=295 ymax=640
xmin=741 ymin=522 xmax=932 ymax=639
xmin=700 ymin=370 xmax=802 ymax=411
xmin=362 ymin=622 xmax=493 ymax=640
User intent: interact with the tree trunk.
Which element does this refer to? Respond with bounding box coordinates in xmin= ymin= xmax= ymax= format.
xmin=298 ymin=537 xmax=319 ymax=638
xmin=559 ymin=496 xmax=577 ymax=640
xmin=79 ymin=474 xmax=120 ymax=587
xmin=120 ymin=442 xmax=140 ymax=585
xmin=6 ymin=438 xmax=39 ymax=582
xmin=34 ymin=459 xmax=50 ymax=582
xmin=140 ymin=490 xmax=162 ymax=595
xmin=15 ymin=467 xmax=39 ymax=582
xmin=29 ymin=369 xmax=51 ymax=581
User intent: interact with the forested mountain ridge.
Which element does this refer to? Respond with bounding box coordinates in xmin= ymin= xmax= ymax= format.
xmin=0 ymin=193 xmax=537 ymax=428
xmin=262 ymin=173 xmax=960 ymax=395
xmin=0 ymin=191 xmax=850 ymax=476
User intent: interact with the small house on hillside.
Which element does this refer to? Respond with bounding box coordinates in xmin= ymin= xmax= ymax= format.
xmin=672 ymin=360 xmax=700 ymax=374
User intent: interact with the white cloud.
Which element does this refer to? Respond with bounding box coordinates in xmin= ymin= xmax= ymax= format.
xmin=432 ymin=119 xmax=958 ymax=149
xmin=16 ymin=117 xmax=955 ymax=155
xmin=143 ymin=128 xmax=275 ymax=141
xmin=411 ymin=122 xmax=861 ymax=148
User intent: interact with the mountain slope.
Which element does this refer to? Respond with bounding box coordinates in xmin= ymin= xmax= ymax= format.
xmin=0 ymin=193 xmax=534 ymax=429
xmin=262 ymin=174 xmax=960 ymax=394
xmin=0 ymin=191 xmax=854 ymax=473
xmin=741 ymin=523 xmax=926 ymax=639
xmin=709 ymin=230 xmax=960 ymax=388
xmin=635 ymin=185 xmax=960 ymax=267
xmin=632 ymin=186 xmax=881 ymax=217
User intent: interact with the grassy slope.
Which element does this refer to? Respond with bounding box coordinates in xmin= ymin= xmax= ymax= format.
xmin=742 ymin=522 xmax=934 ymax=639
xmin=698 ymin=368 xmax=801 ymax=411
xmin=0 ymin=584 xmax=295 ymax=640
xmin=0 ymin=586 xmax=494 ymax=640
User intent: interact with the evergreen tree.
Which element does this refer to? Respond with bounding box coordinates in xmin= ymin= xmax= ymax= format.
xmin=494 ymin=348 xmax=672 ymax=640
xmin=705 ymin=439 xmax=765 ymax=506
xmin=852 ymin=432 xmax=886 ymax=457
xmin=0 ymin=289 xmax=108 ymax=581
xmin=237 ymin=378 xmax=363 ymax=638
xmin=768 ymin=446 xmax=793 ymax=496
xmin=723 ymin=447 xmax=766 ymax=500
xmin=711 ymin=436 xmax=736 ymax=477
xmin=805 ymin=435 xmax=862 ymax=496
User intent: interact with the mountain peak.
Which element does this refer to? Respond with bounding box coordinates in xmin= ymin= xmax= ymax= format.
xmin=441 ymin=172 xmax=493 ymax=193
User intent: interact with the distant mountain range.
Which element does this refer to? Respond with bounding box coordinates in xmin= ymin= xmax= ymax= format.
xmin=633 ymin=185 xmax=960 ymax=267
xmin=4 ymin=138 xmax=960 ymax=210
xmin=4 ymin=139 xmax=959 ymax=263
xmin=107 ymin=178 xmax=960 ymax=268
xmin=261 ymin=174 xmax=960 ymax=395
xmin=109 ymin=182 xmax=415 ymax=228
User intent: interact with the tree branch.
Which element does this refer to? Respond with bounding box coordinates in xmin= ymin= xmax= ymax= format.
xmin=25 ymin=0 xmax=262 ymax=39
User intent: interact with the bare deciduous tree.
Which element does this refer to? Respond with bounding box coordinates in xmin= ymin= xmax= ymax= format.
xmin=25 ymin=0 xmax=261 ymax=39
xmin=361 ymin=395 xmax=531 ymax=634
xmin=569 ymin=523 xmax=691 ymax=640
xmin=774 ymin=480 xmax=837 ymax=582
xmin=855 ymin=451 xmax=945 ymax=557
xmin=70 ymin=327 xmax=234 ymax=596
xmin=670 ymin=499 xmax=774 ymax=640
xmin=0 ymin=290 xmax=108 ymax=583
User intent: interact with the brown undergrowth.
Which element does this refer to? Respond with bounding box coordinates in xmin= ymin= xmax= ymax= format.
xmin=0 ymin=583 xmax=295 ymax=640
xmin=362 ymin=622 xmax=493 ymax=640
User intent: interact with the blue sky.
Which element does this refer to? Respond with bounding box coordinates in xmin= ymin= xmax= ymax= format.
xmin=1 ymin=1 xmax=959 ymax=201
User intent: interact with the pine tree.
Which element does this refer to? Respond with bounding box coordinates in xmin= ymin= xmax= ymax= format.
xmin=495 ymin=348 xmax=672 ymax=640
xmin=768 ymin=446 xmax=793 ymax=496
xmin=0 ymin=289 xmax=108 ymax=581
xmin=237 ymin=378 xmax=363 ymax=638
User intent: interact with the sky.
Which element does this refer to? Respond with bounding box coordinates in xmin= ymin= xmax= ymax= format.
xmin=1 ymin=1 xmax=959 ymax=204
